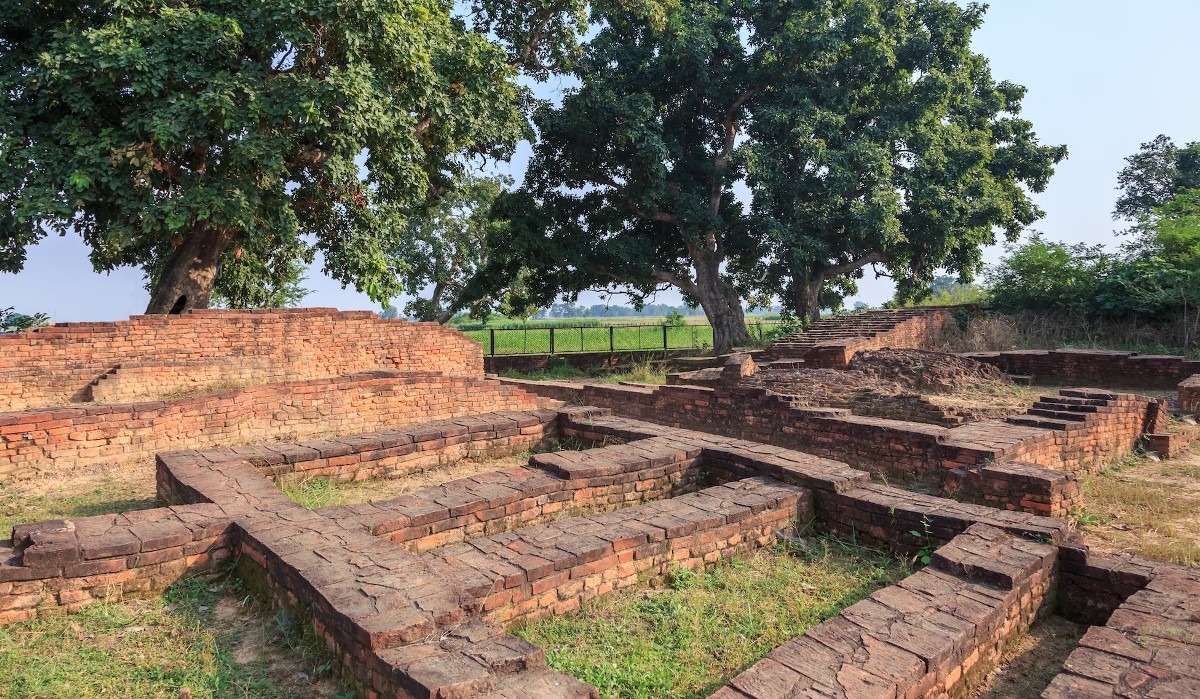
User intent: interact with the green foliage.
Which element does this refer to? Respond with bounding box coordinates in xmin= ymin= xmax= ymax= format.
xmin=988 ymin=192 xmax=1200 ymax=330
xmin=0 ymin=306 xmax=50 ymax=332
xmin=469 ymin=0 xmax=1062 ymax=351
xmin=743 ymin=1 xmax=1065 ymax=320
xmin=392 ymin=173 xmax=515 ymax=322
xmin=0 ymin=0 xmax=540 ymax=306
xmin=1114 ymin=134 xmax=1200 ymax=222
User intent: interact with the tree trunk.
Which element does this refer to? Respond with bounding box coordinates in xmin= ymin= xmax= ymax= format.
xmin=791 ymin=270 xmax=824 ymax=325
xmin=690 ymin=249 xmax=749 ymax=355
xmin=145 ymin=224 xmax=233 ymax=314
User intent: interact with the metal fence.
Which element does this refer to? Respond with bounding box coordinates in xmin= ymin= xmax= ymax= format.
xmin=462 ymin=321 xmax=784 ymax=356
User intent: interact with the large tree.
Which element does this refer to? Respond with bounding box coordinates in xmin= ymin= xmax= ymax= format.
xmin=470 ymin=0 xmax=1063 ymax=350
xmin=1 ymin=0 xmax=664 ymax=313
xmin=1113 ymin=134 xmax=1200 ymax=222
xmin=740 ymin=0 xmax=1065 ymax=320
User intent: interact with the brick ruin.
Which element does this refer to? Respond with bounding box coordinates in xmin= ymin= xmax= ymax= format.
xmin=2 ymin=308 xmax=1199 ymax=698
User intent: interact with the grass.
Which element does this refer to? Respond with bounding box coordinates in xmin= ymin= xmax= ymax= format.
xmin=1076 ymin=450 xmax=1200 ymax=565
xmin=0 ymin=470 xmax=157 ymax=535
xmin=0 ymin=574 xmax=345 ymax=699
xmin=465 ymin=320 xmax=785 ymax=356
xmin=513 ymin=537 xmax=906 ymax=699
xmin=500 ymin=359 xmax=668 ymax=385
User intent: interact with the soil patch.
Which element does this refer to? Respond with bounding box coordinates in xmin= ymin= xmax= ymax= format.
xmin=969 ymin=615 xmax=1085 ymax=699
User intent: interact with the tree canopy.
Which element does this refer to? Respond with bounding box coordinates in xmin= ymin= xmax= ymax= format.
xmin=1114 ymin=135 xmax=1200 ymax=222
xmin=1 ymin=0 xmax=670 ymax=313
xmin=468 ymin=0 xmax=1064 ymax=352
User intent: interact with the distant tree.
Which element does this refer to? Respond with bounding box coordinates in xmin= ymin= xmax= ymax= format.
xmin=393 ymin=174 xmax=511 ymax=323
xmin=0 ymin=306 xmax=50 ymax=332
xmin=1114 ymin=135 xmax=1200 ymax=222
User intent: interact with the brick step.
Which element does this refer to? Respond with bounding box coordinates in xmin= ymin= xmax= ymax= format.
xmin=1033 ymin=398 xmax=1102 ymax=412
xmin=376 ymin=618 xmax=560 ymax=699
xmin=1025 ymin=408 xmax=1090 ymax=422
xmin=477 ymin=670 xmax=599 ymax=699
xmin=1005 ymin=415 xmax=1074 ymax=430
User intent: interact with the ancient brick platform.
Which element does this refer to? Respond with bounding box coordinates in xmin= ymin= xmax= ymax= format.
xmin=0 ymin=372 xmax=546 ymax=481
xmin=0 ymin=308 xmax=484 ymax=411
xmin=764 ymin=308 xmax=954 ymax=367
xmin=502 ymin=377 xmax=1163 ymax=516
xmin=966 ymin=348 xmax=1200 ymax=391
xmin=5 ymin=406 xmax=1195 ymax=697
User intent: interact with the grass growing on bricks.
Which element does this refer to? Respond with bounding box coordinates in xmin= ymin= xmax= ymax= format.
xmin=0 ymin=575 xmax=346 ymax=699
xmin=512 ymin=536 xmax=907 ymax=699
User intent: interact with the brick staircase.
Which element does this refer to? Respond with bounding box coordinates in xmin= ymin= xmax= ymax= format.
xmin=763 ymin=308 xmax=953 ymax=367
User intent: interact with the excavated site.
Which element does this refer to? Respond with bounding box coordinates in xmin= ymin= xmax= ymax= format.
xmin=3 ymin=307 xmax=1199 ymax=698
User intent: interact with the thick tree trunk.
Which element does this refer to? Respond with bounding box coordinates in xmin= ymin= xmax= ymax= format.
xmin=145 ymin=224 xmax=233 ymax=314
xmin=690 ymin=249 xmax=749 ymax=355
xmin=791 ymin=268 xmax=824 ymax=325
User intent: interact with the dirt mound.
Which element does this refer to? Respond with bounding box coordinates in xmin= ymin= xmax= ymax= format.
xmin=848 ymin=349 xmax=1008 ymax=393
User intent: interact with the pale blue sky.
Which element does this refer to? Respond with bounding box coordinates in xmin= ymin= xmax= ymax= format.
xmin=4 ymin=0 xmax=1199 ymax=321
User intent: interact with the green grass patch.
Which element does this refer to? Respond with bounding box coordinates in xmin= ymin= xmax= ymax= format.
xmin=0 ymin=575 xmax=343 ymax=699
xmin=0 ymin=476 xmax=157 ymax=535
xmin=513 ymin=537 xmax=906 ymax=699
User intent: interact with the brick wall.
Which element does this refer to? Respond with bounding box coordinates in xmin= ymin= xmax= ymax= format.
xmin=423 ymin=479 xmax=810 ymax=626
xmin=0 ymin=372 xmax=545 ymax=481
xmin=965 ymin=348 xmax=1200 ymax=389
xmin=766 ymin=308 xmax=954 ymax=367
xmin=944 ymin=462 xmax=1083 ymax=518
xmin=0 ymin=308 xmax=485 ymax=410
xmin=504 ymin=380 xmax=1160 ymax=486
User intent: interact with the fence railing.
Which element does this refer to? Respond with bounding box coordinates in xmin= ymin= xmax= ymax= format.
xmin=462 ymin=321 xmax=784 ymax=356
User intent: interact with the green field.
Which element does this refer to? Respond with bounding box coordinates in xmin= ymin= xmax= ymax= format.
xmin=463 ymin=319 xmax=783 ymax=355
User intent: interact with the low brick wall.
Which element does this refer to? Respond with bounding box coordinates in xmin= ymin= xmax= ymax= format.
xmin=0 ymin=372 xmax=546 ymax=481
xmin=1045 ymin=547 xmax=1200 ymax=697
xmin=944 ymin=462 xmax=1083 ymax=517
xmin=504 ymin=380 xmax=1162 ymax=489
xmin=424 ymin=478 xmax=809 ymax=625
xmin=88 ymin=358 xmax=290 ymax=403
xmin=714 ymin=523 xmax=1058 ymax=699
xmin=766 ymin=308 xmax=955 ymax=367
xmin=964 ymin=348 xmax=1200 ymax=389
xmin=484 ymin=349 xmax=699 ymax=375
xmin=0 ymin=308 xmax=485 ymax=411
xmin=325 ymin=438 xmax=705 ymax=554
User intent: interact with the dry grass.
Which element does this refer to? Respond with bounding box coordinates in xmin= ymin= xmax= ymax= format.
xmin=969 ymin=615 xmax=1085 ymax=699
xmin=1075 ymin=448 xmax=1200 ymax=565
xmin=932 ymin=310 xmax=1200 ymax=359
xmin=275 ymin=454 xmax=532 ymax=509
xmin=0 ymin=461 xmax=158 ymax=535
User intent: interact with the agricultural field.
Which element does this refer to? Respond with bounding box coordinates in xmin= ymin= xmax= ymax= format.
xmin=460 ymin=318 xmax=783 ymax=355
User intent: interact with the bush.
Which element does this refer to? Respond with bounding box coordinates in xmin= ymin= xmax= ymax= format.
xmin=0 ymin=307 xmax=50 ymax=333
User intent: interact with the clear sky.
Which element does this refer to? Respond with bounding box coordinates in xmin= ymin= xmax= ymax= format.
xmin=4 ymin=0 xmax=1199 ymax=322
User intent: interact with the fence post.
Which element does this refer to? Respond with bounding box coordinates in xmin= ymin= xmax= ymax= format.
xmin=662 ymin=325 xmax=668 ymax=350
xmin=549 ymin=327 xmax=555 ymax=355
xmin=609 ymin=326 xmax=615 ymax=353
xmin=489 ymin=328 xmax=495 ymax=356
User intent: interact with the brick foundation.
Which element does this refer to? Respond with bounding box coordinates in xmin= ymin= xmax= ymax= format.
xmin=944 ymin=462 xmax=1083 ymax=518
xmin=0 ymin=372 xmax=545 ymax=481
xmin=965 ymin=349 xmax=1200 ymax=390
xmin=0 ymin=308 xmax=485 ymax=411
xmin=765 ymin=308 xmax=955 ymax=367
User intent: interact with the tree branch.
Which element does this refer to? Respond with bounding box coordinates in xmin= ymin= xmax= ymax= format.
xmin=822 ymin=252 xmax=886 ymax=278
